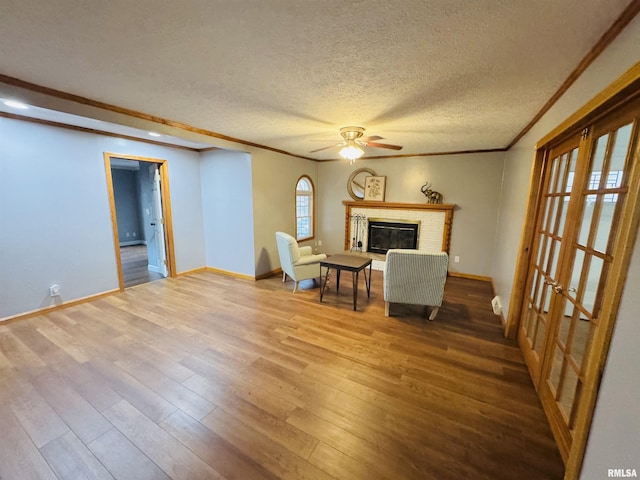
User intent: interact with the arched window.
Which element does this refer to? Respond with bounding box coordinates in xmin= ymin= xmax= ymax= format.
xmin=296 ymin=176 xmax=314 ymax=241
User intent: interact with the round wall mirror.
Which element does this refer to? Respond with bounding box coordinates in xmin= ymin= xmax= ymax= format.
xmin=347 ymin=168 xmax=377 ymax=200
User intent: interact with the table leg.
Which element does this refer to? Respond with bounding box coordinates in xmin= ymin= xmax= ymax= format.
xmin=366 ymin=262 xmax=372 ymax=298
xmin=320 ymin=266 xmax=331 ymax=302
xmin=353 ymin=271 xmax=358 ymax=311
xmin=336 ymin=269 xmax=341 ymax=292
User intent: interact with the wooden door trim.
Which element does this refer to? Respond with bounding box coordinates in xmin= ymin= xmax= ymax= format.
xmin=505 ymin=148 xmax=546 ymax=339
xmin=104 ymin=158 xmax=125 ymax=291
xmin=518 ymin=325 xmax=542 ymax=388
xmin=158 ymin=161 xmax=177 ymax=279
xmin=537 ymin=62 xmax=640 ymax=150
xmin=104 ymin=152 xmax=177 ymax=292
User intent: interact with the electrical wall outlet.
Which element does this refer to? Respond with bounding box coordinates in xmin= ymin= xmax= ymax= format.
xmin=318 ymin=240 xmax=322 ymax=246
xmin=454 ymin=256 xmax=460 ymax=263
xmin=49 ymin=284 xmax=61 ymax=297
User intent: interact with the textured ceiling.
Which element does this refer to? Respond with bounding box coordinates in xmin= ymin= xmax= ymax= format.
xmin=0 ymin=0 xmax=634 ymax=159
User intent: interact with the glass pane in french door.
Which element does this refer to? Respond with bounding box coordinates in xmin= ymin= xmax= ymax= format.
xmin=521 ymin=142 xmax=579 ymax=376
xmin=546 ymin=121 xmax=635 ymax=429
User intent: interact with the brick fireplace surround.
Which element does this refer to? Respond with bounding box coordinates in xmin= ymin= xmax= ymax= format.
xmin=342 ymin=201 xmax=455 ymax=270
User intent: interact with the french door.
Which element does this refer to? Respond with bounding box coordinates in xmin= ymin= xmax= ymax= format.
xmin=518 ymin=95 xmax=640 ymax=463
xmin=519 ymin=135 xmax=580 ymax=388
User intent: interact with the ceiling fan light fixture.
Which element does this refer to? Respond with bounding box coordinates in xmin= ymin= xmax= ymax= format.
xmin=339 ymin=142 xmax=364 ymax=163
xmin=311 ymin=126 xmax=401 ymax=159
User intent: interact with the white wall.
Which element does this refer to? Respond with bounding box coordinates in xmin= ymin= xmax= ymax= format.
xmin=164 ymin=149 xmax=207 ymax=275
xmin=200 ymin=149 xmax=255 ymax=276
xmin=250 ymin=149 xmax=319 ymax=277
xmin=489 ymin=15 xmax=640 ymax=478
xmin=0 ymin=114 xmax=318 ymax=316
xmin=318 ymin=152 xmax=506 ymax=277
xmin=580 ymin=222 xmax=640 ymax=478
xmin=0 ymin=117 xmax=205 ymax=319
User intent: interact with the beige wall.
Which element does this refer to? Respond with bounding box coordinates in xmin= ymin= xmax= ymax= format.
xmin=250 ymin=149 xmax=319 ymax=276
xmin=317 ymin=152 xmax=506 ymax=277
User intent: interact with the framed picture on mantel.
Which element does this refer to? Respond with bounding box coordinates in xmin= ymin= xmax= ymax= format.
xmin=364 ymin=175 xmax=386 ymax=201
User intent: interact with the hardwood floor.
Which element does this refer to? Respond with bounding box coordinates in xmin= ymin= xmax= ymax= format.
xmin=120 ymin=245 xmax=165 ymax=288
xmin=0 ymin=271 xmax=565 ymax=479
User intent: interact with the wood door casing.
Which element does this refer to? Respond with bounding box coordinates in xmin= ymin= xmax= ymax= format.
xmin=104 ymin=152 xmax=177 ymax=291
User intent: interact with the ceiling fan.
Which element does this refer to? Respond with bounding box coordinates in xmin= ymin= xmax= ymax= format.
xmin=310 ymin=126 xmax=402 ymax=162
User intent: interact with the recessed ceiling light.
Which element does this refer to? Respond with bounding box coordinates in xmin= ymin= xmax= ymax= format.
xmin=4 ymin=100 xmax=29 ymax=110
xmin=148 ymin=132 xmax=161 ymax=137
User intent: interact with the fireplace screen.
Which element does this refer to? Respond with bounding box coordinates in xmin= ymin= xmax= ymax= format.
xmin=367 ymin=218 xmax=420 ymax=254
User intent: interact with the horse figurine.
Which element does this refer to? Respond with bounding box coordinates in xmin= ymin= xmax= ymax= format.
xmin=421 ymin=182 xmax=443 ymax=204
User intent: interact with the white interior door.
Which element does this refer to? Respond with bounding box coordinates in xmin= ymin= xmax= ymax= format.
xmin=151 ymin=165 xmax=168 ymax=277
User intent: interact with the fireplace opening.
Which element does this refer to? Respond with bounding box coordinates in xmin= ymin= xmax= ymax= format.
xmin=367 ymin=218 xmax=420 ymax=254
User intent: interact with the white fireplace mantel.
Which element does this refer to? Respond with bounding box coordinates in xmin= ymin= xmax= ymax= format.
xmin=342 ymin=201 xmax=455 ymax=254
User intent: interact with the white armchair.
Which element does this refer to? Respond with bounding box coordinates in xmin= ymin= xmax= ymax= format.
xmin=383 ymin=249 xmax=448 ymax=320
xmin=275 ymin=232 xmax=327 ymax=293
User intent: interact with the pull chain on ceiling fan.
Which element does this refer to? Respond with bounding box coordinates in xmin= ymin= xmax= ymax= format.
xmin=310 ymin=126 xmax=402 ymax=163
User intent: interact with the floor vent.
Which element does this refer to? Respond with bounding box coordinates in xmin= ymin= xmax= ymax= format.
xmin=491 ymin=295 xmax=503 ymax=316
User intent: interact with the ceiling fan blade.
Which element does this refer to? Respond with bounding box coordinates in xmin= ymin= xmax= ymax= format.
xmin=365 ymin=141 xmax=403 ymax=150
xmin=309 ymin=143 xmax=340 ymax=153
xmin=361 ymin=135 xmax=383 ymax=142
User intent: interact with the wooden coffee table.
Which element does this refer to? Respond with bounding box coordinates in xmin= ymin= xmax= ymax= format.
xmin=319 ymin=254 xmax=372 ymax=311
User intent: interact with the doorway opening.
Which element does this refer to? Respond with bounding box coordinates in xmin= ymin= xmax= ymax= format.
xmin=104 ymin=153 xmax=176 ymax=290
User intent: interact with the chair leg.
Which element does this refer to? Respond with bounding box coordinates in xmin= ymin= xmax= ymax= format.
xmin=429 ymin=306 xmax=440 ymax=321
xmin=385 ymin=302 xmax=390 ymax=317
xmin=293 ymin=281 xmax=298 ymax=293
